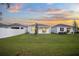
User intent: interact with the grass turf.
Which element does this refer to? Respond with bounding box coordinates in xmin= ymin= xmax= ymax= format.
xmin=0 ymin=34 xmax=79 ymax=56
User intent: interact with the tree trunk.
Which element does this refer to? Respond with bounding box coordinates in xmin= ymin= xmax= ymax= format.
xmin=35 ymin=23 xmax=38 ymax=35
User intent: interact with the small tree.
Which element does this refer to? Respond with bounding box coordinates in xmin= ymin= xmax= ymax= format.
xmin=35 ymin=23 xmax=38 ymax=35
xmin=73 ymin=20 xmax=78 ymax=33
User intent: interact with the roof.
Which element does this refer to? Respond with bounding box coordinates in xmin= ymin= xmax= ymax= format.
xmin=51 ymin=24 xmax=72 ymax=28
xmin=8 ymin=23 xmax=28 ymax=27
xmin=0 ymin=23 xmax=8 ymax=27
xmin=29 ymin=23 xmax=49 ymax=26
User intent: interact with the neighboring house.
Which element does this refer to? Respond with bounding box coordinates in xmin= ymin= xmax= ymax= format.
xmin=28 ymin=24 xmax=36 ymax=34
xmin=8 ymin=23 xmax=28 ymax=33
xmin=37 ymin=24 xmax=51 ymax=34
xmin=0 ymin=23 xmax=28 ymax=38
xmin=51 ymin=24 xmax=74 ymax=34
xmin=28 ymin=24 xmax=51 ymax=34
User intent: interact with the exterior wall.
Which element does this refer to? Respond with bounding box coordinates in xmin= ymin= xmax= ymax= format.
xmin=9 ymin=26 xmax=28 ymax=33
xmin=38 ymin=27 xmax=51 ymax=34
xmin=68 ymin=27 xmax=74 ymax=34
xmin=0 ymin=27 xmax=27 ymax=39
xmin=70 ymin=28 xmax=74 ymax=32
xmin=28 ymin=26 xmax=51 ymax=34
xmin=51 ymin=26 xmax=72 ymax=34
xmin=51 ymin=27 xmax=57 ymax=33
xmin=57 ymin=26 xmax=67 ymax=33
xmin=28 ymin=26 xmax=35 ymax=34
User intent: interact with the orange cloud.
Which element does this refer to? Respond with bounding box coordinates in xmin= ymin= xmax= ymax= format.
xmin=8 ymin=4 xmax=21 ymax=13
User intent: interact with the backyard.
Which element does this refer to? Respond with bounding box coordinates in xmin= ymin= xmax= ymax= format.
xmin=0 ymin=34 xmax=79 ymax=56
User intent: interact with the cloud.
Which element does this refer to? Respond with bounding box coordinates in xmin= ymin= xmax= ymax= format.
xmin=45 ymin=8 xmax=65 ymax=15
xmin=39 ymin=8 xmax=79 ymax=19
xmin=26 ymin=8 xmax=65 ymax=15
xmin=8 ymin=4 xmax=21 ymax=13
xmin=25 ymin=8 xmax=68 ymax=19
xmin=26 ymin=8 xmax=45 ymax=13
xmin=7 ymin=4 xmax=79 ymax=19
xmin=68 ymin=3 xmax=79 ymax=12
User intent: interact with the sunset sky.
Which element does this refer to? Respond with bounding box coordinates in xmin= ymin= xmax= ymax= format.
xmin=0 ymin=3 xmax=79 ymax=26
xmin=0 ymin=3 xmax=79 ymax=19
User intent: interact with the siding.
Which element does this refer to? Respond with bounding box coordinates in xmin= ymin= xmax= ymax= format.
xmin=57 ymin=26 xmax=67 ymax=33
xmin=28 ymin=26 xmax=35 ymax=34
xmin=51 ymin=27 xmax=57 ymax=33
xmin=0 ymin=28 xmax=27 ymax=39
xmin=38 ymin=27 xmax=51 ymax=34
xmin=51 ymin=26 xmax=70 ymax=33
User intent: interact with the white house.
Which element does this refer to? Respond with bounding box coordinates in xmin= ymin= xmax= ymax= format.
xmin=8 ymin=23 xmax=28 ymax=32
xmin=0 ymin=22 xmax=77 ymax=39
xmin=51 ymin=24 xmax=74 ymax=34
xmin=28 ymin=24 xmax=51 ymax=34
xmin=28 ymin=24 xmax=35 ymax=34
xmin=37 ymin=24 xmax=51 ymax=34
xmin=0 ymin=23 xmax=28 ymax=38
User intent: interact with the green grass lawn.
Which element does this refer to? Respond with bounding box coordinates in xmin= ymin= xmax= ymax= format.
xmin=0 ymin=34 xmax=79 ymax=56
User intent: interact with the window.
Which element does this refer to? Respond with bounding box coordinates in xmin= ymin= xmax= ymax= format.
xmin=11 ymin=27 xmax=19 ymax=29
xmin=60 ymin=28 xmax=64 ymax=31
xmin=67 ymin=28 xmax=70 ymax=32
xmin=42 ymin=28 xmax=47 ymax=33
xmin=21 ymin=27 xmax=23 ymax=29
xmin=42 ymin=29 xmax=47 ymax=33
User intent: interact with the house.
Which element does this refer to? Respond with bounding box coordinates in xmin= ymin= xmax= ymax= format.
xmin=51 ymin=24 xmax=74 ymax=34
xmin=28 ymin=23 xmax=51 ymax=34
xmin=8 ymin=23 xmax=28 ymax=29
xmin=37 ymin=24 xmax=51 ymax=34
xmin=0 ymin=23 xmax=28 ymax=29
xmin=0 ymin=22 xmax=77 ymax=39
xmin=9 ymin=23 xmax=29 ymax=33
xmin=28 ymin=24 xmax=36 ymax=34
xmin=0 ymin=23 xmax=28 ymax=38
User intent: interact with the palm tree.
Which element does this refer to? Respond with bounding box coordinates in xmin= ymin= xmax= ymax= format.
xmin=71 ymin=11 xmax=78 ymax=34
